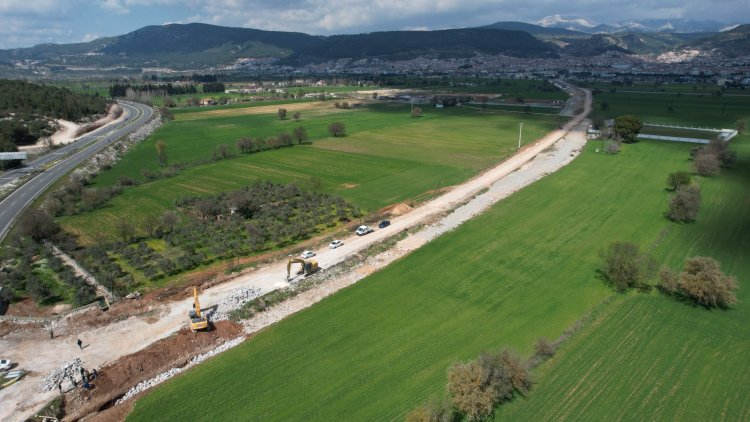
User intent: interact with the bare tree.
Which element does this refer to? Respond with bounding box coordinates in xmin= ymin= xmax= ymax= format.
xmin=447 ymin=361 xmax=495 ymax=420
xmin=18 ymin=208 xmax=60 ymax=241
xmin=278 ymin=132 xmax=293 ymax=147
xmin=667 ymin=185 xmax=701 ymax=222
xmin=292 ymin=111 xmax=301 ymax=120
xmin=160 ymin=210 xmax=179 ymax=233
xmin=693 ymin=152 xmax=720 ymax=176
xmin=277 ymin=108 xmax=287 ymax=120
xmin=328 ymin=121 xmax=346 ymax=137
xmin=736 ymin=119 xmax=746 ymax=134
xmin=411 ymin=106 xmax=423 ymax=118
xmin=116 ymin=218 xmax=135 ymax=243
xmin=293 ymin=126 xmax=308 ymax=144
xmin=235 ymin=137 xmax=254 ymax=153
xmin=155 ymin=140 xmax=168 ymax=167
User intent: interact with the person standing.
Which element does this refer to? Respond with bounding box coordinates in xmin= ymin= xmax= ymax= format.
xmin=58 ymin=382 xmax=63 ymax=394
xmin=49 ymin=329 xmax=54 ymax=340
xmin=76 ymin=338 xmax=83 ymax=350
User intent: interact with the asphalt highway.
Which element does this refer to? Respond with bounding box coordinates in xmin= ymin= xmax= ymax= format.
xmin=0 ymin=100 xmax=154 ymax=241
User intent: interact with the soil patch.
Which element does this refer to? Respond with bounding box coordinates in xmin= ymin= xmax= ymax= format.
xmin=378 ymin=202 xmax=414 ymax=216
xmin=61 ymin=320 xmax=243 ymax=421
xmin=341 ymin=183 xmax=358 ymax=189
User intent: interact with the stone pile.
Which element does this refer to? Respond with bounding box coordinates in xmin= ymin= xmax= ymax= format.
xmin=116 ymin=337 xmax=244 ymax=404
xmin=38 ymin=358 xmax=84 ymax=392
xmin=210 ymin=287 xmax=262 ymax=321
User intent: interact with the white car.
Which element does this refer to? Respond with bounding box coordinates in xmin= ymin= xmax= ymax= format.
xmin=355 ymin=225 xmax=373 ymax=236
xmin=329 ymin=240 xmax=343 ymax=249
xmin=300 ymin=250 xmax=316 ymax=259
xmin=0 ymin=359 xmax=11 ymax=371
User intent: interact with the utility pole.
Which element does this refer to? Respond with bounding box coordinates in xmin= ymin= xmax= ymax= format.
xmin=518 ymin=122 xmax=524 ymax=150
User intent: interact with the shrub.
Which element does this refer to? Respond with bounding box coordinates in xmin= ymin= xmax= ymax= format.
xmin=404 ymin=399 xmax=456 ymax=422
xmin=447 ymin=361 xmax=495 ymax=420
xmin=603 ymin=140 xmax=620 ymax=154
xmin=328 ymin=121 xmax=346 ymax=137
xmin=666 ymin=171 xmax=691 ymax=191
xmin=599 ymin=241 xmax=657 ymax=291
xmin=677 ymin=257 xmax=738 ymax=308
xmin=534 ymin=337 xmax=556 ymax=359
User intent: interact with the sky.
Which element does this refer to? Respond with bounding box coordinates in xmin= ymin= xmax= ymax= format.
xmin=0 ymin=0 xmax=746 ymax=49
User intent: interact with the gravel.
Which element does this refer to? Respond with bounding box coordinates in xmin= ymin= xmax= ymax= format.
xmin=209 ymin=287 xmax=263 ymax=321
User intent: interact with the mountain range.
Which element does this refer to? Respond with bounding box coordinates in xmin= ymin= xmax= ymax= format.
xmin=0 ymin=19 xmax=747 ymax=71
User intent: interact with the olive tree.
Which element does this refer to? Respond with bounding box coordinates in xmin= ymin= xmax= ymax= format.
xmin=613 ymin=115 xmax=643 ymax=143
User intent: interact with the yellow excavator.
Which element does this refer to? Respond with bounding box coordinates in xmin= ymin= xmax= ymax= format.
xmin=287 ymin=258 xmax=320 ymax=281
xmin=188 ymin=286 xmax=209 ymax=332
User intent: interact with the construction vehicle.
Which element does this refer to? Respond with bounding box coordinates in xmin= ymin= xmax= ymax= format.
xmin=286 ymin=258 xmax=320 ymax=281
xmin=188 ymin=286 xmax=209 ymax=332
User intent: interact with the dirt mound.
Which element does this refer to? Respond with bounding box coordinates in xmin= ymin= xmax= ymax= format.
xmin=62 ymin=320 xmax=243 ymax=421
xmin=378 ymin=202 xmax=414 ymax=216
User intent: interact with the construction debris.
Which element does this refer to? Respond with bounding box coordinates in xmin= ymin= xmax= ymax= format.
xmin=210 ymin=287 xmax=262 ymax=321
xmin=38 ymin=358 xmax=84 ymax=392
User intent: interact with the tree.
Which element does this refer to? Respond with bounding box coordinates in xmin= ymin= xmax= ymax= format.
xmin=116 ymin=218 xmax=135 ymax=243
xmin=18 ymin=208 xmax=60 ymax=241
xmin=277 ymin=108 xmax=287 ymax=120
xmin=405 ymin=399 xmax=456 ymax=422
xmin=292 ymin=111 xmax=301 ymax=121
xmin=411 ymin=106 xmax=423 ymax=118
xmin=667 ymin=185 xmax=700 ymax=222
xmin=155 ymin=140 xmax=168 ymax=167
xmin=693 ymin=152 xmax=720 ymax=176
xmin=293 ymin=126 xmax=308 ymax=144
xmin=676 ymin=257 xmax=738 ymax=308
xmin=735 ymin=119 xmax=746 ymax=134
xmin=278 ymin=132 xmax=293 ymax=147
xmin=160 ymin=210 xmax=179 ymax=233
xmin=666 ymin=171 xmax=691 ymax=191
xmin=328 ymin=121 xmax=346 ymax=137
xmin=613 ymin=115 xmax=643 ymax=143
xmin=705 ymin=138 xmax=736 ymax=168
xmin=592 ymin=117 xmax=605 ymax=130
xmin=600 ymin=241 xmax=657 ymax=291
xmin=235 ymin=137 xmax=254 ymax=153
xmin=447 ymin=361 xmax=495 ymax=420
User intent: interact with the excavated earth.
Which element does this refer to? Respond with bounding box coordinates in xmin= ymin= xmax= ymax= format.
xmin=59 ymin=320 xmax=243 ymax=421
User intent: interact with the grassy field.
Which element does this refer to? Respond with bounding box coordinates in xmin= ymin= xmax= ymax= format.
xmin=498 ymin=134 xmax=750 ymax=421
xmin=60 ymin=102 xmax=562 ymax=243
xmin=591 ymin=91 xmax=749 ymax=128
xmin=577 ymin=81 xmax=750 ymax=95
xmin=126 ymin=134 xmax=735 ymax=421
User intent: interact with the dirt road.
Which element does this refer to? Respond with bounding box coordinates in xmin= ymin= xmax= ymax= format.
xmin=0 ymin=84 xmax=591 ymax=422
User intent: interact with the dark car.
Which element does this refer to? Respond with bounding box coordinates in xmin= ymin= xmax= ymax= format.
xmin=378 ymin=220 xmax=391 ymax=229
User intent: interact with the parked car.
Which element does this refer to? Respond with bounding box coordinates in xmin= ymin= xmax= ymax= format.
xmin=355 ymin=225 xmax=373 ymax=236
xmin=329 ymin=240 xmax=343 ymax=249
xmin=300 ymin=250 xmax=316 ymax=259
xmin=0 ymin=359 xmax=11 ymax=371
xmin=378 ymin=220 xmax=391 ymax=228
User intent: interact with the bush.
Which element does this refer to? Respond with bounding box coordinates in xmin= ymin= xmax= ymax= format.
xmin=599 ymin=241 xmax=657 ymax=291
xmin=666 ymin=171 xmax=691 ymax=191
xmin=693 ymin=152 xmax=720 ymax=176
xmin=405 ymin=399 xmax=456 ymax=422
xmin=603 ymin=140 xmax=620 ymax=154
xmin=677 ymin=257 xmax=738 ymax=308
xmin=447 ymin=361 xmax=495 ymax=420
xmin=328 ymin=121 xmax=346 ymax=137
xmin=667 ymin=185 xmax=701 ymax=222
xmin=534 ymin=337 xmax=556 ymax=359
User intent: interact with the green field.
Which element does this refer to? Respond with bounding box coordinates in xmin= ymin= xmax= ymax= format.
xmin=61 ymin=102 xmax=562 ymax=243
xmin=126 ymin=126 xmax=750 ymax=421
xmin=591 ymin=91 xmax=748 ymax=128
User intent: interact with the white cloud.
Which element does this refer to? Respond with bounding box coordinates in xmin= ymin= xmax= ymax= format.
xmin=80 ymin=33 xmax=101 ymax=42
xmin=101 ymin=0 xmax=130 ymax=14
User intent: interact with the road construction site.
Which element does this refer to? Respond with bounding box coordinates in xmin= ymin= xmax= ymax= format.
xmin=0 ymin=83 xmax=590 ymax=421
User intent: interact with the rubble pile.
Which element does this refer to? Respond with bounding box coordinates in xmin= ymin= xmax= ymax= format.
xmin=211 ymin=287 xmax=262 ymax=321
xmin=116 ymin=337 xmax=244 ymax=404
xmin=38 ymin=358 xmax=84 ymax=392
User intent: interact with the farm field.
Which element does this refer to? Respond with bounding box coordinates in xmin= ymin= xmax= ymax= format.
xmin=590 ymin=90 xmax=749 ymax=128
xmin=127 ymin=136 xmax=726 ymax=421
xmin=498 ymin=135 xmax=750 ymax=421
xmin=61 ymin=102 xmax=563 ymax=243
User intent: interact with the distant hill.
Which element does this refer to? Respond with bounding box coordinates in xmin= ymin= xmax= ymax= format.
xmin=479 ymin=21 xmax=583 ymax=36
xmin=688 ymin=24 xmax=750 ymax=57
xmin=0 ymin=23 xmax=318 ymax=69
xmin=286 ymin=28 xmax=557 ymax=63
xmin=0 ymin=23 xmax=556 ymax=70
xmin=561 ymin=34 xmax=631 ymax=56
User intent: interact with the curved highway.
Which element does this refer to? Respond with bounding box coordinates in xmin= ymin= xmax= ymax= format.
xmin=0 ymin=100 xmax=154 ymax=241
